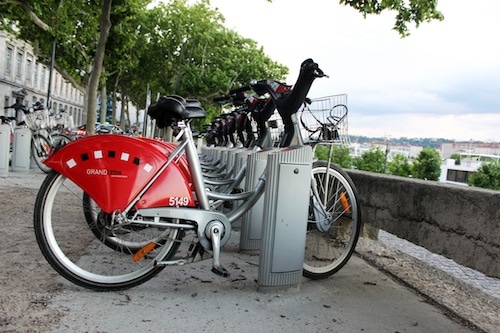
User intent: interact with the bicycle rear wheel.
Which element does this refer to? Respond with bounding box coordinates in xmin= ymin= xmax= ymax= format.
xmin=34 ymin=171 xmax=184 ymax=291
xmin=303 ymin=161 xmax=362 ymax=279
xmin=82 ymin=193 xmax=182 ymax=254
xmin=31 ymin=134 xmax=52 ymax=173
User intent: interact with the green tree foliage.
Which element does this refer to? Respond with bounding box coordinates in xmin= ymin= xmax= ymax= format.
xmin=339 ymin=0 xmax=444 ymax=37
xmin=354 ymin=147 xmax=387 ymax=173
xmin=450 ymin=153 xmax=461 ymax=165
xmin=387 ymin=153 xmax=411 ymax=177
xmin=315 ymin=145 xmax=353 ymax=168
xmin=1 ymin=0 xmax=443 ymax=132
xmin=411 ymin=147 xmax=441 ymax=180
xmin=468 ymin=160 xmax=500 ymax=190
xmin=0 ymin=0 xmax=136 ymax=134
xmin=136 ymin=1 xmax=287 ymax=104
xmin=106 ymin=0 xmax=288 ymax=125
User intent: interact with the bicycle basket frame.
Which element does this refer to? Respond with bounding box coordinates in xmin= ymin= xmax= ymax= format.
xmin=24 ymin=109 xmax=50 ymax=131
xmin=299 ymin=94 xmax=349 ymax=144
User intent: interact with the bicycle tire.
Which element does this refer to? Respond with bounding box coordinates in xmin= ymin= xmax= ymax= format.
xmin=50 ymin=133 xmax=72 ymax=150
xmin=34 ymin=171 xmax=184 ymax=291
xmin=303 ymin=161 xmax=362 ymax=279
xmin=31 ymin=134 xmax=52 ymax=173
xmin=82 ymin=193 xmax=183 ymax=254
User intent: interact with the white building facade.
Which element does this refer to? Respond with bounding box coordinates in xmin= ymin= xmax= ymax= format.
xmin=0 ymin=30 xmax=85 ymax=126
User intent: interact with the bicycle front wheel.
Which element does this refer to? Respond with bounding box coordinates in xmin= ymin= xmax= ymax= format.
xmin=31 ymin=134 xmax=52 ymax=173
xmin=50 ymin=133 xmax=72 ymax=149
xmin=34 ymin=171 xmax=183 ymax=291
xmin=303 ymin=161 xmax=362 ymax=279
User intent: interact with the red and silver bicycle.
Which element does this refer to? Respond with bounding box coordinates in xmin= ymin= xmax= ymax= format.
xmin=34 ymin=59 xmax=361 ymax=290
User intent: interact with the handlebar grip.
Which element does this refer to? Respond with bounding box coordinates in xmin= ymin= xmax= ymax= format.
xmin=213 ymin=95 xmax=230 ymax=102
xmin=229 ymin=85 xmax=251 ymax=95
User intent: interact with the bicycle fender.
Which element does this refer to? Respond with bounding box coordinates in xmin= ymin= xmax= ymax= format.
xmin=44 ymin=135 xmax=195 ymax=213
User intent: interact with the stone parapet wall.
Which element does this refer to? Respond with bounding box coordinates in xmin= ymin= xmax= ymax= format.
xmin=346 ymin=170 xmax=500 ymax=278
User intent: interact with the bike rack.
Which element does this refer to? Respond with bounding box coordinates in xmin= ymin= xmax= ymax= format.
xmin=0 ymin=124 xmax=10 ymax=176
xmin=11 ymin=127 xmax=31 ymax=172
xmin=239 ymin=148 xmax=278 ymax=251
xmin=257 ymin=145 xmax=313 ymax=291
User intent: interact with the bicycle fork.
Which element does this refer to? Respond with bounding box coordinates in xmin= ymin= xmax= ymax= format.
xmin=310 ymin=175 xmax=331 ymax=232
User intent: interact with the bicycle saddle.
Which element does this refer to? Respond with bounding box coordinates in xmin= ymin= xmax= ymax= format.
xmin=148 ymin=95 xmax=206 ymax=128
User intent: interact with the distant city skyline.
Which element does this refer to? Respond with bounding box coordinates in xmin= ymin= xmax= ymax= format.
xmin=207 ymin=0 xmax=500 ymax=142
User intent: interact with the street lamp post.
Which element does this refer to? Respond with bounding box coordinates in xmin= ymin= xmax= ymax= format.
xmin=46 ymin=40 xmax=56 ymax=111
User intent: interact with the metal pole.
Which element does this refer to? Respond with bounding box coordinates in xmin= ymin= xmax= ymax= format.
xmin=46 ymin=41 xmax=56 ymax=110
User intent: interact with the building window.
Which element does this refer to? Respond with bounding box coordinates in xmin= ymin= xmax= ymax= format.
xmin=54 ymin=74 xmax=58 ymax=96
xmin=41 ymin=66 xmax=47 ymax=90
xmin=16 ymin=52 xmax=23 ymax=78
xmin=3 ymin=96 xmax=11 ymax=117
xmin=5 ymin=45 xmax=13 ymax=74
xmin=34 ymin=63 xmax=39 ymax=87
xmin=4 ymin=97 xmax=10 ymax=115
xmin=446 ymin=170 xmax=471 ymax=184
xmin=26 ymin=56 xmax=33 ymax=82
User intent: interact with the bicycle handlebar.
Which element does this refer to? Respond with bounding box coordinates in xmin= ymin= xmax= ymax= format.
xmin=229 ymin=85 xmax=251 ymax=95
xmin=4 ymin=101 xmax=45 ymax=113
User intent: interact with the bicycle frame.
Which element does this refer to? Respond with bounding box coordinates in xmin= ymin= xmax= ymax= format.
xmin=44 ymin=118 xmax=267 ymax=268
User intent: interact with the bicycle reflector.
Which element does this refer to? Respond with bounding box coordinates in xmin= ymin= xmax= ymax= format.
xmin=133 ymin=242 xmax=156 ymax=262
xmin=340 ymin=192 xmax=351 ymax=213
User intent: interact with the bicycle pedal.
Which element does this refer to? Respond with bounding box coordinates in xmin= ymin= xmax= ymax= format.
xmin=211 ymin=265 xmax=230 ymax=277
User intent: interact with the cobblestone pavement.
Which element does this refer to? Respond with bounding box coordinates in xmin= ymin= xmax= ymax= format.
xmin=378 ymin=230 xmax=500 ymax=299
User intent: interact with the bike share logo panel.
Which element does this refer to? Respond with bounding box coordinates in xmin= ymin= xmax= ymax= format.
xmin=65 ymin=149 xmax=154 ymax=179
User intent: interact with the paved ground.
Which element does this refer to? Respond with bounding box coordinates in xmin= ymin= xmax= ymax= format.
xmin=1 ymin=169 xmax=499 ymax=332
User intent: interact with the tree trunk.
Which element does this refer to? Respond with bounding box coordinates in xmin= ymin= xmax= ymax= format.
xmin=111 ymin=75 xmax=120 ymax=125
xmin=85 ymin=0 xmax=112 ymax=135
xmin=100 ymin=82 xmax=107 ymax=123
xmin=112 ymin=89 xmax=117 ymax=125
xmin=125 ymin=96 xmax=131 ymax=130
xmin=119 ymin=92 xmax=125 ymax=130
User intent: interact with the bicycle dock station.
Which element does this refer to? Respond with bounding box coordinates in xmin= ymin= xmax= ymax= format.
xmin=258 ymin=145 xmax=313 ymax=291
xmin=31 ymin=59 xmax=362 ymax=294
xmin=11 ymin=127 xmax=31 ymax=173
xmin=239 ymin=148 xmax=277 ymax=252
xmin=201 ymin=142 xmax=313 ymax=291
xmin=0 ymin=124 xmax=10 ymax=176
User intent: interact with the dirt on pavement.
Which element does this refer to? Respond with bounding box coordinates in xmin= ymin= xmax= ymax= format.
xmin=0 ymin=176 xmax=498 ymax=333
xmin=0 ymin=186 xmax=67 ymax=332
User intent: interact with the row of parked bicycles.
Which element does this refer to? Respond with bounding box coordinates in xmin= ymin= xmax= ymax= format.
xmin=1 ymin=102 xmax=73 ymax=172
xmin=1 ymin=102 xmax=127 ymax=172
xmin=32 ymin=58 xmax=362 ymax=291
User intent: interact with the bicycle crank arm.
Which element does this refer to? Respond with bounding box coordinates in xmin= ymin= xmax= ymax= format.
xmin=206 ymin=221 xmax=230 ymax=277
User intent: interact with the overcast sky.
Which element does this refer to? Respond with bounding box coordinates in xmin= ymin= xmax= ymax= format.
xmin=206 ymin=0 xmax=500 ymax=142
